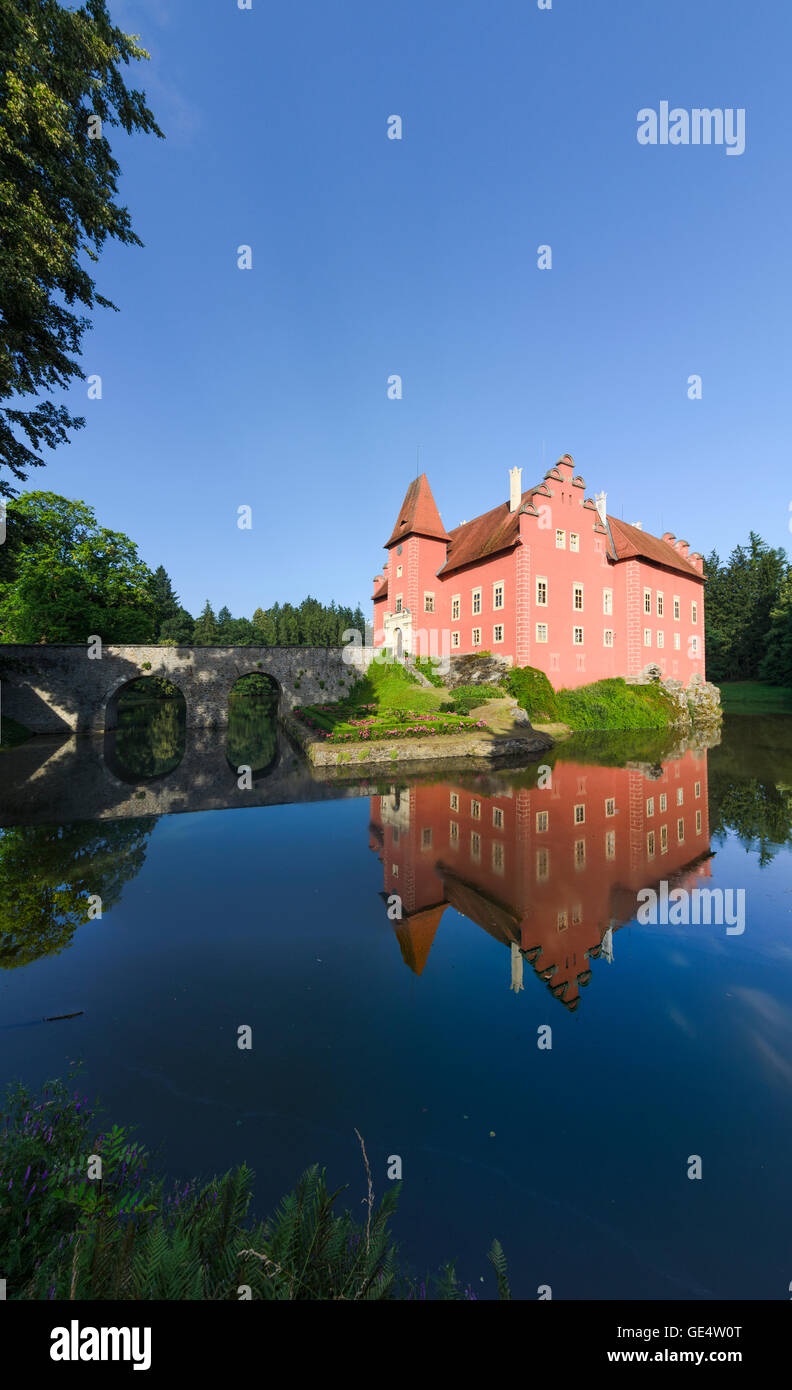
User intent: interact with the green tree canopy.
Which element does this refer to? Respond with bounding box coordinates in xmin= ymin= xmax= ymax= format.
xmin=0 ymin=490 xmax=157 ymax=641
xmin=0 ymin=0 xmax=163 ymax=496
xmin=704 ymin=533 xmax=789 ymax=682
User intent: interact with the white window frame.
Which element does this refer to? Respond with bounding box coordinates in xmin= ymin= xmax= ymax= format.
xmin=573 ymin=626 xmax=584 ymax=645
xmin=424 ymin=591 xmax=435 ymax=614
xmin=603 ymin=587 xmax=613 ymax=614
xmin=603 ymin=629 xmax=613 ymax=647
xmin=536 ymin=576 xmax=548 ymax=606
xmin=573 ymin=583 xmax=584 ymax=612
xmin=472 ymin=587 xmax=482 ymax=616
xmin=492 ymin=580 xmax=504 ymax=611
xmin=493 ymin=624 xmax=504 ymax=643
xmin=644 ymin=628 xmax=652 ymax=646
xmin=555 ymin=529 xmax=566 ymax=549
xmin=657 ymin=593 xmax=664 ymax=617
xmin=472 ymin=626 xmax=481 ymax=645
xmin=451 ymin=594 xmax=460 ymax=621
xmin=644 ymin=588 xmax=652 ymax=615
xmin=570 ymin=532 xmax=580 ymax=552
xmin=536 ymin=622 xmax=548 ymax=643
xmin=451 ymin=631 xmax=460 ymax=648
xmin=673 ymin=596 xmax=680 ymax=620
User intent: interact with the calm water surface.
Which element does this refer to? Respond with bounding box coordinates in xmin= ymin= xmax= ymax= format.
xmin=1 ymin=709 xmax=791 ymax=1299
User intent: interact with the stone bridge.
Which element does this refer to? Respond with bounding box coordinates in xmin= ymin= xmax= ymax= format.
xmin=0 ymin=645 xmax=367 ymax=734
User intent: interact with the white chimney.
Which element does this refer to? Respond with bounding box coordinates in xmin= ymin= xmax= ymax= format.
xmin=594 ymin=490 xmax=607 ymax=526
xmin=632 ymin=521 xmax=643 ymax=530
xmin=509 ymin=466 xmax=523 ymax=513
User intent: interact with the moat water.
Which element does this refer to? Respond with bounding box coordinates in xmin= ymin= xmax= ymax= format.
xmin=1 ymin=706 xmax=791 ymax=1299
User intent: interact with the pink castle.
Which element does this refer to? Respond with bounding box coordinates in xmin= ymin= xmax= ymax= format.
xmin=372 ymin=455 xmax=706 ymax=688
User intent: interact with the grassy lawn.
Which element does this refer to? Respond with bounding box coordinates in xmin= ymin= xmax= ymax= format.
xmin=717 ymin=681 xmax=792 ymax=715
xmin=294 ymin=661 xmax=495 ymax=744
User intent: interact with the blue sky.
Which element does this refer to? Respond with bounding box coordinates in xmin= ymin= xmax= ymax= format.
xmin=32 ymin=0 xmax=792 ymax=617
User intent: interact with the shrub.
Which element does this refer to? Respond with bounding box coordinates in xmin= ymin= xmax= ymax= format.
xmin=505 ymin=666 xmax=559 ymax=721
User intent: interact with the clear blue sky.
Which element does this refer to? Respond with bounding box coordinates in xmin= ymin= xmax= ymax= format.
xmin=36 ymin=0 xmax=792 ymax=618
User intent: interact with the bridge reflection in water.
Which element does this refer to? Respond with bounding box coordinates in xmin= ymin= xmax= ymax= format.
xmin=370 ymin=748 xmax=711 ymax=1011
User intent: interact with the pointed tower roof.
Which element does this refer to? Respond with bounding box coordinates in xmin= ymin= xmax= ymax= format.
xmin=384 ymin=474 xmax=449 ymax=549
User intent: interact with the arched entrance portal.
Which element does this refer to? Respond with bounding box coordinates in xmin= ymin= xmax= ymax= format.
xmin=393 ymin=628 xmax=403 ymax=659
xmin=104 ymin=676 xmax=187 ymax=782
xmin=226 ymin=672 xmax=280 ymax=775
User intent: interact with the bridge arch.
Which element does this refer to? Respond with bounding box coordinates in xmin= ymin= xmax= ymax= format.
xmin=104 ymin=675 xmax=187 ymax=783
xmin=225 ymin=670 xmax=281 ymax=775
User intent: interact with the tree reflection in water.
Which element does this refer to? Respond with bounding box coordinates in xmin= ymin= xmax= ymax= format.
xmin=0 ymin=818 xmax=158 ymax=969
xmin=226 ymin=673 xmax=279 ymax=774
xmin=112 ymin=677 xmax=186 ymax=779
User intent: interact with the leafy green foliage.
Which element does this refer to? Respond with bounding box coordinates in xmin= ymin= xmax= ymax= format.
xmin=2 ymin=1078 xmax=509 ymax=1301
xmin=704 ymin=534 xmax=789 ymax=682
xmin=0 ymin=491 xmax=157 ymax=641
xmin=0 ymin=0 xmax=162 ymax=494
xmin=504 ymin=666 xmax=560 ymax=721
xmin=413 ymin=656 xmax=446 ymax=687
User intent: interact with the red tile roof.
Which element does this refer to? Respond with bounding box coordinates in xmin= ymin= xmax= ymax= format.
xmin=607 ymin=518 xmax=704 ymax=579
xmin=438 ymin=491 xmax=537 ymax=576
xmin=372 ymin=577 xmax=388 ymax=600
xmin=385 ymin=474 xmax=450 ymax=548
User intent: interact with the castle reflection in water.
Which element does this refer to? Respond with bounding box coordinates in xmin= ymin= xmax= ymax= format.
xmin=369 ymin=750 xmax=711 ymax=1010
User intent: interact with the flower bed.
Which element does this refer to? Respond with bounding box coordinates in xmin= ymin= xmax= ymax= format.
xmin=293 ymin=703 xmax=490 ymax=744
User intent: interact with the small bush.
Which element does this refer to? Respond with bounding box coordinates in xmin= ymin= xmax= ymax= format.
xmin=505 ymin=667 xmax=559 ymax=721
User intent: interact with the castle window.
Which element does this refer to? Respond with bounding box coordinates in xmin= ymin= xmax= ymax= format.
xmin=657 ymin=593 xmax=664 ymax=616
xmin=536 ymin=848 xmax=550 ymax=881
xmin=674 ymin=596 xmax=680 ymax=620
xmin=570 ymin=532 xmax=580 ymax=552
xmin=644 ymin=589 xmax=652 ymax=615
xmin=422 ymin=828 xmax=433 ymax=849
xmin=492 ymin=841 xmax=505 ymax=873
xmin=392 ymin=863 xmax=399 ymax=877
xmin=449 ymin=793 xmax=459 ymax=811
xmin=605 ymin=797 xmax=616 ymax=816
xmin=536 ymin=577 xmax=548 ymax=605
xmin=556 ymin=529 xmax=566 ymax=548
xmin=690 ymin=635 xmax=699 ymax=655
xmin=660 ymin=824 xmax=668 ymax=853
xmin=696 ymin=810 xmax=702 ymax=833
xmin=395 ymin=595 xmax=402 ymax=613
xmin=644 ymin=628 xmax=652 ymax=646
xmin=451 ymin=595 xmax=460 ymax=621
xmin=424 ymin=592 xmax=435 ymax=613
xmin=471 ymin=831 xmax=481 ymax=861
xmin=472 ymin=627 xmax=481 ymax=645
xmin=574 ymin=803 xmax=585 ymax=825
xmin=603 ymin=588 xmax=613 ymax=614
xmin=646 ymin=796 xmax=654 ymax=816
xmin=647 ymin=830 xmax=655 ymax=858
xmin=573 ymin=584 xmax=584 ymax=611
xmin=493 ymin=806 xmax=504 ymax=829
xmin=605 ymin=830 xmax=616 ymax=860
xmin=396 ymin=565 xmax=402 ymax=578
xmin=657 ymin=630 xmax=664 ymax=647
xmin=451 ymin=631 xmax=460 ymax=648
xmin=677 ymin=818 xmax=685 ymax=842
xmin=493 ymin=582 xmax=504 ymax=610
xmin=449 ymin=820 xmax=459 ymax=844
xmin=603 ymin=629 xmax=613 ymax=647
xmin=677 ymin=788 xmax=684 ymax=806
xmin=574 ymin=839 xmax=586 ymax=869
xmin=691 ymin=601 xmax=698 ymax=624
xmin=558 ymin=910 xmax=568 ymax=931
xmin=472 ymin=588 xmax=482 ymax=615
xmin=471 ymin=800 xmax=481 ymax=820
xmin=536 ymin=810 xmax=549 ymax=832
xmin=536 ymin=622 xmax=548 ymax=643
xmin=695 ymin=781 xmax=701 ymax=798
xmin=674 ymin=632 xmax=681 ymax=650
xmin=493 ymin=624 xmax=504 ymax=643
xmin=573 ymin=626 xmax=584 ymax=645
xmin=659 ymin=794 xmax=667 ymax=812
xmin=572 ymin=904 xmax=582 ymax=925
